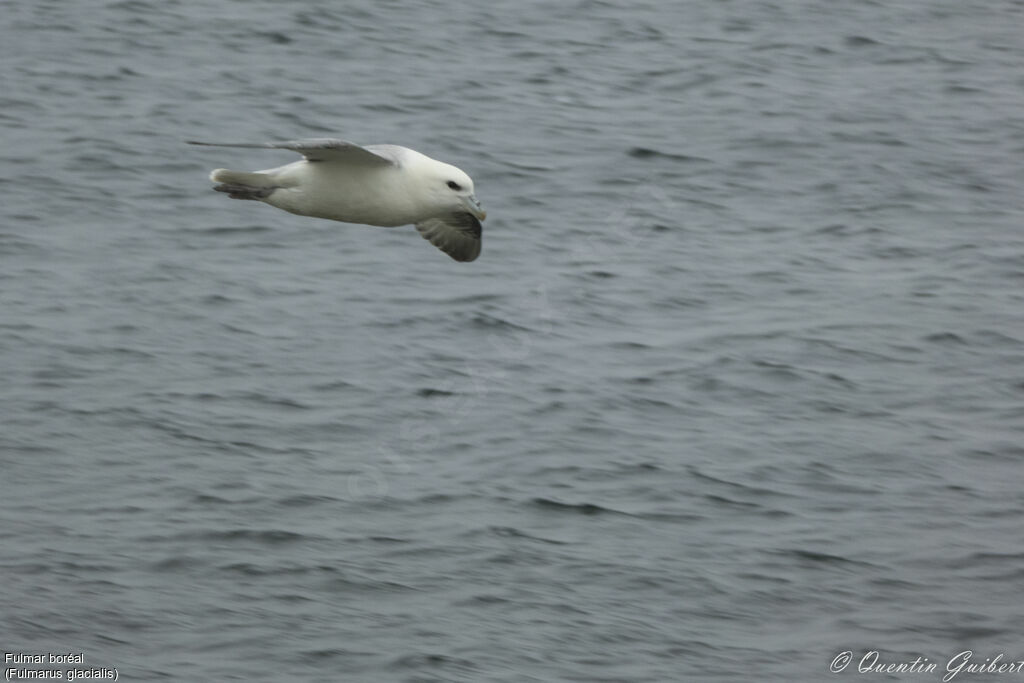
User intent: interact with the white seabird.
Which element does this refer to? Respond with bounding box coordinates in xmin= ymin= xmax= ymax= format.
xmin=188 ymin=138 xmax=486 ymax=262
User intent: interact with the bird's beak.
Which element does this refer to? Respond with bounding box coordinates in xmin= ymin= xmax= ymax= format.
xmin=461 ymin=194 xmax=486 ymax=221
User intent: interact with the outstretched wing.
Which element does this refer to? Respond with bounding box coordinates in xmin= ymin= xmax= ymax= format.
xmin=415 ymin=213 xmax=482 ymax=262
xmin=187 ymin=139 xmax=400 ymax=165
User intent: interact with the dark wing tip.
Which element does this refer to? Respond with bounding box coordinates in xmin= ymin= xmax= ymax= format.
xmin=416 ymin=213 xmax=482 ymax=262
xmin=451 ymin=246 xmax=481 ymax=262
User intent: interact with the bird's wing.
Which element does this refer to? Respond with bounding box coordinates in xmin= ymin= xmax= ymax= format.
xmin=187 ymin=139 xmax=400 ymax=165
xmin=415 ymin=213 xmax=482 ymax=262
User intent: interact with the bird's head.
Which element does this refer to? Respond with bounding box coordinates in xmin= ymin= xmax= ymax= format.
xmin=425 ymin=161 xmax=486 ymax=221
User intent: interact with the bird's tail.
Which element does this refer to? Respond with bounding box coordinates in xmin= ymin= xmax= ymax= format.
xmin=209 ymin=168 xmax=278 ymax=200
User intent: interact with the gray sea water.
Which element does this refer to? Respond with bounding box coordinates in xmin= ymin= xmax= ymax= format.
xmin=3 ymin=0 xmax=1024 ymax=681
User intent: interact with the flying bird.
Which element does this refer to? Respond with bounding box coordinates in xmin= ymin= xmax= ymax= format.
xmin=188 ymin=138 xmax=486 ymax=262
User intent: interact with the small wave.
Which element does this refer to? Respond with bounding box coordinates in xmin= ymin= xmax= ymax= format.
xmin=217 ymin=562 xmax=338 ymax=577
xmin=183 ymin=225 xmax=274 ymax=235
xmin=453 ymin=594 xmax=512 ymax=606
xmin=416 ymin=387 xmax=455 ymax=398
xmin=468 ymin=312 xmax=536 ymax=332
xmin=771 ymin=548 xmax=877 ymax=568
xmin=274 ymin=493 xmax=340 ymax=508
xmin=844 ymin=35 xmax=881 ymax=47
xmin=388 ymin=653 xmax=478 ymax=672
xmin=922 ymin=331 xmax=968 ymax=345
xmin=628 ymin=147 xmax=713 ymax=163
xmin=531 ymin=497 xmax=627 ymax=516
xmin=193 ymin=529 xmax=315 ymax=544
xmin=486 ymin=525 xmax=570 ymax=545
xmin=151 ymin=555 xmax=206 ymax=572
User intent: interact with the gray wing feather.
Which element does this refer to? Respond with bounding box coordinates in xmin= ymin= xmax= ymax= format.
xmin=186 ymin=139 xmax=400 ymax=165
xmin=415 ymin=213 xmax=482 ymax=262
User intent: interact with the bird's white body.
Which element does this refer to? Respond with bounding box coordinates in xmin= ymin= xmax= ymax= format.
xmin=243 ymin=147 xmax=463 ymax=226
xmin=190 ymin=138 xmax=486 ymax=262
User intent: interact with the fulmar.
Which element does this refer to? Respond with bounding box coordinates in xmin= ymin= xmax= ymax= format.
xmin=188 ymin=139 xmax=486 ymax=262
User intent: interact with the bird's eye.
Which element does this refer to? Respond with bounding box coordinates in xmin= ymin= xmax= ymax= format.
xmin=447 ymin=180 xmax=462 ymax=191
